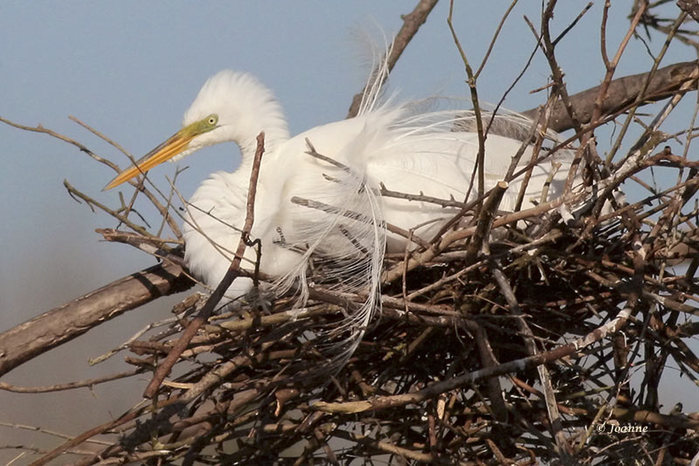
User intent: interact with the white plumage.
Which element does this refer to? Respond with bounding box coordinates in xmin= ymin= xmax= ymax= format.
xmin=106 ymin=68 xmax=575 ymax=363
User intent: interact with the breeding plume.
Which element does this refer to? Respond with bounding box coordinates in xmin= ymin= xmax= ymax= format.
xmin=106 ymin=69 xmax=575 ymax=362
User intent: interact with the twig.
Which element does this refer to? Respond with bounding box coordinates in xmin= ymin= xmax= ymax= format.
xmin=464 ymin=181 xmax=508 ymax=263
xmin=0 ymin=116 xmax=117 ymax=169
xmin=142 ymin=131 xmax=266 ymax=399
xmin=290 ymin=196 xmax=431 ymax=250
xmin=68 ymin=115 xmax=132 ymax=160
xmin=0 ymin=369 xmax=141 ymax=393
xmin=64 ymin=180 xmax=151 ymax=237
xmin=492 ymin=264 xmax=570 ymax=455
xmin=379 ymin=182 xmax=467 ymax=208
xmin=382 ymin=190 xmax=583 ymax=283
xmin=346 ymin=0 xmax=439 ymax=118
xmin=448 ymin=0 xmax=486 ymax=201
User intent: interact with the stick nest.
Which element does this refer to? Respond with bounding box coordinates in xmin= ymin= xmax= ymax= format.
xmin=84 ymin=135 xmax=698 ymax=465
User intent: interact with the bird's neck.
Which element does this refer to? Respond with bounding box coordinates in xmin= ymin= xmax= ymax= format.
xmin=236 ymin=129 xmax=287 ymax=186
xmin=226 ymin=79 xmax=290 ymax=166
xmin=237 ymin=121 xmax=288 ymax=168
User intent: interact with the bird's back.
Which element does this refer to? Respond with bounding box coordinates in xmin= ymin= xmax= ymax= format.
xmin=275 ymin=106 xmax=573 ymax=252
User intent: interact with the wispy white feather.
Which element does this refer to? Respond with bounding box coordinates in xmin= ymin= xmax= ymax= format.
xmin=268 ymin=52 xmax=395 ymax=366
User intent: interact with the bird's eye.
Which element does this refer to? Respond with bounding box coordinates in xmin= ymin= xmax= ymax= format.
xmin=206 ymin=114 xmax=218 ymax=126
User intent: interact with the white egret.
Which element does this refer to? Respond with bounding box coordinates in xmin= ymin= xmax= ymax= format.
xmin=105 ymin=68 xmax=575 ymax=361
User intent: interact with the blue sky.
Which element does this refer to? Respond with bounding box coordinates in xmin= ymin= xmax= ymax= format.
xmin=0 ymin=2 xmax=695 ymax=458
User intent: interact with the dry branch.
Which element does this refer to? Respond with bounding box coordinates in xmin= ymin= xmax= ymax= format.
xmin=346 ymin=0 xmax=439 ymax=118
xmin=524 ymin=60 xmax=699 ymax=132
xmin=0 ymin=261 xmax=192 ymax=376
xmin=143 ymin=131 xmax=266 ymax=399
xmin=313 ymin=306 xmax=635 ymax=414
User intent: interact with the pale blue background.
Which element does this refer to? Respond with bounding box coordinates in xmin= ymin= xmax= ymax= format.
xmin=0 ymin=2 xmax=695 ymax=462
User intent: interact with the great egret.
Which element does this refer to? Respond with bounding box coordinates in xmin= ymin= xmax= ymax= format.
xmin=105 ymin=69 xmax=575 ymax=361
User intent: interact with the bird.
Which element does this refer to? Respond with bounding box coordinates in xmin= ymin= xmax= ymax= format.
xmin=105 ymin=66 xmax=576 ymax=362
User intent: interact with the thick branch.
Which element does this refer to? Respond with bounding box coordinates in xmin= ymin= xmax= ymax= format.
xmin=0 ymin=261 xmax=193 ymax=376
xmin=524 ymin=61 xmax=698 ymax=132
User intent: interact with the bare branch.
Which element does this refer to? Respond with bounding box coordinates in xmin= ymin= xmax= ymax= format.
xmin=525 ymin=60 xmax=698 ymax=132
xmin=346 ymin=0 xmax=439 ymax=118
xmin=313 ymin=307 xmax=635 ymax=414
xmin=0 ymin=261 xmax=192 ymax=376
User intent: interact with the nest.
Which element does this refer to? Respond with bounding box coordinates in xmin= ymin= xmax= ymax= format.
xmin=56 ymin=128 xmax=696 ymax=465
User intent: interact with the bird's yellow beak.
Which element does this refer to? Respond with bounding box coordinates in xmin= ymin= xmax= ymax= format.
xmin=104 ymin=114 xmax=219 ymax=190
xmin=103 ymin=129 xmax=195 ymax=190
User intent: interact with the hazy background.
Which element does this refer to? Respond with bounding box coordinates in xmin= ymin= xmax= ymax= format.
xmin=1 ymin=2 xmax=695 ymax=463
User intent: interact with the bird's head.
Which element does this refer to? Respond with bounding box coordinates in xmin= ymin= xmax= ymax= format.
xmin=104 ymin=70 xmax=288 ymax=190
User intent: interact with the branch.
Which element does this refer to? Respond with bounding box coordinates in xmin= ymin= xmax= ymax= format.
xmin=0 ymin=261 xmax=193 ymax=376
xmin=346 ymin=0 xmax=438 ymax=118
xmin=464 ymin=180 xmax=508 ymax=263
xmin=0 ymin=369 xmax=141 ymax=393
xmin=523 ymin=61 xmax=699 ymax=132
xmin=313 ymin=306 xmax=633 ymax=414
xmin=0 ymin=116 xmax=117 ymax=169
